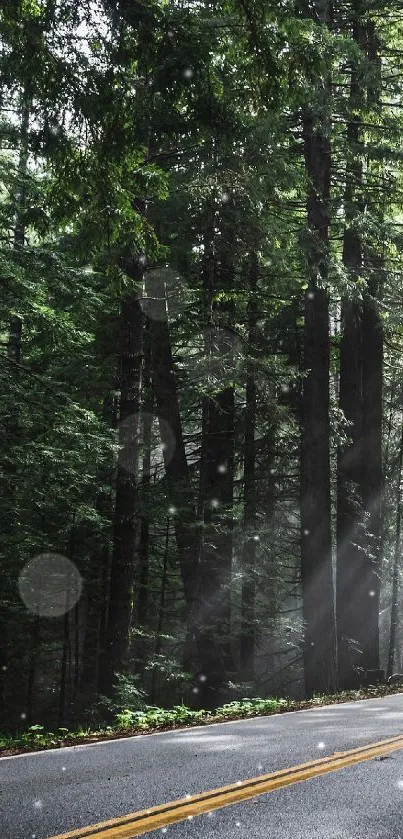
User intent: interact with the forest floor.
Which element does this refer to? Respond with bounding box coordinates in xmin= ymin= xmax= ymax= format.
xmin=1 ymin=683 xmax=403 ymax=758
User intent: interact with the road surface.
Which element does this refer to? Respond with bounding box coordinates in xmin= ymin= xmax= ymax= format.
xmin=2 ymin=693 xmax=403 ymax=838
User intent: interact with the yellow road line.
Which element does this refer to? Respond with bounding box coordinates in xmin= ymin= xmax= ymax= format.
xmin=49 ymin=733 xmax=403 ymax=839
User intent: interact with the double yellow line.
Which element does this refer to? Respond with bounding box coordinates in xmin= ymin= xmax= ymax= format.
xmin=50 ymin=733 xmax=403 ymax=839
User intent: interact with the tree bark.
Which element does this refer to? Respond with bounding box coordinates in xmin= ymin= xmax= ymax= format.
xmin=336 ymin=5 xmax=383 ymax=688
xmin=360 ymin=19 xmax=383 ymax=679
xmin=387 ymin=417 xmax=403 ymax=679
xmin=136 ymin=322 xmax=153 ymax=673
xmin=196 ymin=225 xmax=237 ymax=708
xmin=14 ymin=96 xmax=29 ymax=248
xmin=0 ymin=316 xmax=23 ymax=724
xmin=78 ymin=397 xmax=115 ymax=709
xmin=99 ymin=268 xmax=143 ymax=697
xmin=147 ymin=273 xmax=200 ymax=654
xmin=240 ymin=254 xmax=258 ymax=681
xmin=299 ymin=0 xmax=337 ymax=697
xmin=198 ymin=375 xmax=235 ymax=706
xmin=0 ymin=91 xmax=28 ymax=724
xmin=150 ymin=517 xmax=170 ymax=703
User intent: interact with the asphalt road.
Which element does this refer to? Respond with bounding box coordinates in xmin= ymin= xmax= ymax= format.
xmin=2 ymin=693 xmax=403 ymax=839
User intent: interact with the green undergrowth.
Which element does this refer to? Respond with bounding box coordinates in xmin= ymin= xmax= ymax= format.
xmin=1 ymin=684 xmax=402 ymax=756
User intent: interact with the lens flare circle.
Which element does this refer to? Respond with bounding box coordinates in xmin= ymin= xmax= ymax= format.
xmin=18 ymin=553 xmax=82 ymax=618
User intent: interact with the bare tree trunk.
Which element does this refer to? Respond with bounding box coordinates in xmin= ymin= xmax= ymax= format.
xmin=26 ymin=617 xmax=40 ymax=726
xmin=59 ymin=521 xmax=76 ymax=724
xmin=300 ymin=286 xmax=336 ymax=696
xmin=14 ymin=97 xmax=29 ymax=248
xmin=98 ymin=545 xmax=111 ymax=681
xmin=0 ymin=316 xmax=23 ymax=722
xmin=196 ymin=226 xmax=237 ymax=709
xmin=337 ymin=2 xmax=367 ymax=688
xmin=240 ymin=254 xmax=258 ymax=681
xmin=99 ymin=268 xmax=143 ymax=697
xmin=80 ymin=394 xmax=117 ymax=703
xmin=361 ymin=283 xmax=383 ymax=672
xmin=387 ymin=417 xmax=403 ymax=679
xmin=360 ymin=20 xmax=383 ymax=680
xmin=0 ymin=91 xmax=28 ymax=725
xmin=135 ymin=322 xmax=152 ymax=673
xmin=147 ymin=273 xmax=200 ymax=646
xmin=380 ymin=375 xmax=396 ymax=567
xmin=150 ymin=518 xmax=170 ymax=703
xmin=337 ymin=5 xmax=383 ymax=688
xmin=73 ymin=600 xmax=80 ymax=702
xmin=198 ymin=377 xmax=235 ymax=705
xmin=299 ymin=0 xmax=336 ymax=697
xmin=337 ymin=301 xmax=365 ymax=687
xmin=59 ymin=611 xmax=70 ymax=727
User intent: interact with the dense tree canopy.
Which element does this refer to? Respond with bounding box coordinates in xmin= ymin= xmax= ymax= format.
xmin=1 ymin=0 xmax=403 ymax=731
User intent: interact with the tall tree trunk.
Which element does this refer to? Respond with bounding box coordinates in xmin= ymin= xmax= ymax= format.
xmin=79 ymin=399 xmax=114 ymax=709
xmin=240 ymin=254 xmax=258 ymax=681
xmin=360 ymin=19 xmax=383 ymax=679
xmin=99 ymin=268 xmax=143 ymax=697
xmin=379 ymin=375 xmax=396 ymax=569
xmin=198 ymin=372 xmax=235 ymax=705
xmin=136 ymin=322 xmax=153 ymax=673
xmin=196 ymin=228 xmax=237 ymax=708
xmin=0 ymin=314 xmax=23 ymax=724
xmin=337 ymin=308 xmax=365 ymax=687
xmin=360 ymin=283 xmax=383 ymax=672
xmin=299 ymin=0 xmax=336 ymax=697
xmin=14 ymin=96 xmax=29 ymax=248
xmin=337 ymin=6 xmax=383 ymax=688
xmin=59 ymin=610 xmax=70 ymax=727
xmin=387 ymin=417 xmax=403 ymax=679
xmin=79 ymin=555 xmax=104 ymax=707
xmin=150 ymin=517 xmax=170 ymax=703
xmin=300 ymin=286 xmax=336 ymax=696
xmin=98 ymin=545 xmax=111 ymax=682
xmin=59 ymin=522 xmax=75 ymax=725
xmin=73 ymin=600 xmax=80 ymax=702
xmin=0 ymin=91 xmax=28 ymax=725
xmin=26 ymin=617 xmax=40 ymax=726
xmin=147 ymin=273 xmax=200 ymax=657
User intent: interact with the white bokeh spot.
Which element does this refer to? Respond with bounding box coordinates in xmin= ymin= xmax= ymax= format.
xmin=19 ymin=554 xmax=82 ymax=618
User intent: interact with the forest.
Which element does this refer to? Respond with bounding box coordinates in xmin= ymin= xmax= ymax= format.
xmin=1 ymin=0 xmax=403 ymax=737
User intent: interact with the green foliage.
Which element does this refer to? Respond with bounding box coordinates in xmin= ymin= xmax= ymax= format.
xmin=115 ymin=704 xmax=206 ymax=730
xmin=98 ymin=673 xmax=147 ymax=717
xmin=0 ymin=0 xmax=402 ymax=732
xmin=214 ymin=698 xmax=286 ymax=718
xmin=145 ymin=655 xmax=192 ymax=684
xmin=3 ymin=685 xmax=403 ymax=754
